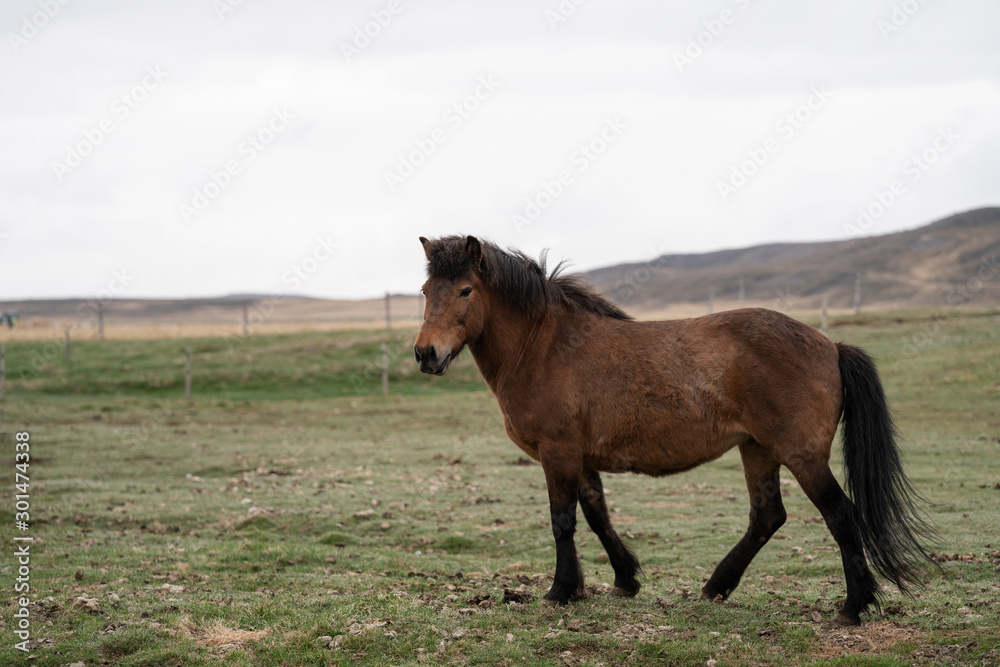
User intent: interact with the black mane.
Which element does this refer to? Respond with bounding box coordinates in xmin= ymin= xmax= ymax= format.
xmin=424 ymin=236 xmax=631 ymax=320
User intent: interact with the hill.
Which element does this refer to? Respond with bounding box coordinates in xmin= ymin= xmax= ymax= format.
xmin=2 ymin=208 xmax=997 ymax=338
xmin=585 ymin=207 xmax=1000 ymax=311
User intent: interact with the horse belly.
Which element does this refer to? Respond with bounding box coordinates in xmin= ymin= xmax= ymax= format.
xmin=587 ymin=422 xmax=744 ymax=477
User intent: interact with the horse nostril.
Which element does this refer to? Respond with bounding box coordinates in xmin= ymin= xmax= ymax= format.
xmin=414 ymin=345 xmax=438 ymax=367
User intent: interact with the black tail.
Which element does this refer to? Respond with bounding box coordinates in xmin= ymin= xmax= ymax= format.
xmin=837 ymin=343 xmax=937 ymax=596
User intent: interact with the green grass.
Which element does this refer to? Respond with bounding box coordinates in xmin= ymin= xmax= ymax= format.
xmin=0 ymin=327 xmax=482 ymax=399
xmin=1 ymin=309 xmax=999 ymax=665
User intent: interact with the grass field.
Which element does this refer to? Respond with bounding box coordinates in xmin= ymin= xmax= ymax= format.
xmin=1 ymin=309 xmax=999 ymax=666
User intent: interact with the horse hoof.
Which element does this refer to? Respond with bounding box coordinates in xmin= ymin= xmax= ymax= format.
xmin=542 ymin=592 xmax=570 ymax=606
xmin=611 ymin=585 xmax=640 ymax=598
xmin=700 ymin=588 xmax=727 ymax=602
xmin=834 ymin=611 xmax=861 ymax=626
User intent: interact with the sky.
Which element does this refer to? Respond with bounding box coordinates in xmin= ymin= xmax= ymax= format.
xmin=1 ymin=0 xmax=998 ymax=301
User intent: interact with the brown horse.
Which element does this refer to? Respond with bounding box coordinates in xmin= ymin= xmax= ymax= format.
xmin=413 ymin=235 xmax=934 ymax=625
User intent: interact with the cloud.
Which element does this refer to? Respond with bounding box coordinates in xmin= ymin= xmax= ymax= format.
xmin=0 ymin=0 xmax=997 ymax=299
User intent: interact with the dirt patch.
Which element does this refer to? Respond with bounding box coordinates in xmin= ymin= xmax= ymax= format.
xmin=466 ymin=593 xmax=495 ymax=608
xmin=502 ymin=588 xmax=534 ymax=605
xmin=910 ymin=641 xmax=977 ymax=663
xmin=815 ymin=621 xmax=918 ymax=658
xmin=930 ymin=550 xmax=1000 ymax=568
xmin=178 ymin=616 xmax=270 ymax=650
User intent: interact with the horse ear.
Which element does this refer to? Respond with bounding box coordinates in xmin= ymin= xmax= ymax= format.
xmin=465 ymin=236 xmax=483 ymax=269
xmin=419 ymin=236 xmax=431 ymax=259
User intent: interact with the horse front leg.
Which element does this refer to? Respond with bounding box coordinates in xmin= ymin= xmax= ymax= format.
xmin=539 ymin=442 xmax=585 ymax=604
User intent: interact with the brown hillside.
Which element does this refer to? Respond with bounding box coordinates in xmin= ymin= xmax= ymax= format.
xmin=3 ymin=208 xmax=997 ymax=339
xmin=585 ymin=207 xmax=1000 ymax=311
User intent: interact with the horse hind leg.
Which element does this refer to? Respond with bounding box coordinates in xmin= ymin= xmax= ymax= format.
xmin=702 ymin=439 xmax=786 ymax=601
xmin=787 ymin=458 xmax=880 ymax=625
xmin=578 ymin=469 xmax=642 ymax=597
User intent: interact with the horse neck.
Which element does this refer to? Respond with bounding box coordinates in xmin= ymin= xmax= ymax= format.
xmin=468 ymin=300 xmax=551 ymax=394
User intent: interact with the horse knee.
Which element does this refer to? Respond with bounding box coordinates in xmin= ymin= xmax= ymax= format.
xmin=551 ymin=511 xmax=577 ymax=540
xmin=770 ymin=506 xmax=787 ymax=533
xmin=749 ymin=504 xmax=786 ymax=541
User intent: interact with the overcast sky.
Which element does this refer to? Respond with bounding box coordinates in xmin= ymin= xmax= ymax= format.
xmin=2 ymin=0 xmax=998 ymax=300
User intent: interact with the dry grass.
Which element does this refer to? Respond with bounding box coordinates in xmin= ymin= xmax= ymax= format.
xmin=0 ymin=294 xmax=427 ymax=341
xmin=0 ymin=299 xmax=862 ymax=342
xmin=814 ymin=620 xmax=920 ymax=658
xmin=0 ymin=320 xmax=414 ymax=341
xmin=177 ymin=616 xmax=271 ymax=649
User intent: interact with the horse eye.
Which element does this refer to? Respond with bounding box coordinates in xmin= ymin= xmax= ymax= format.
xmin=460 ymin=287 xmax=472 ymax=297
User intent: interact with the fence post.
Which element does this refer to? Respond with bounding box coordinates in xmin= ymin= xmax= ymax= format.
xmin=821 ymin=295 xmax=829 ymax=336
xmin=853 ymin=273 xmax=863 ymax=315
xmin=380 ymin=343 xmax=389 ymax=396
xmin=185 ymin=347 xmax=192 ymax=402
xmin=0 ymin=344 xmax=5 ymax=401
xmin=65 ymin=327 xmax=71 ymax=370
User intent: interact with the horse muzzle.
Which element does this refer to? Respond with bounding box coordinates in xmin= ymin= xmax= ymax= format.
xmin=414 ymin=345 xmax=451 ymax=375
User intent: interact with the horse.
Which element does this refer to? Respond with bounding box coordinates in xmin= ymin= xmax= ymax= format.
xmin=412 ymin=234 xmax=935 ymax=626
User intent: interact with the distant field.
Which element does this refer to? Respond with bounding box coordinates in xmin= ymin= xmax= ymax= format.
xmin=0 ymin=296 xmax=908 ymax=345
xmin=1 ymin=309 xmax=998 ymax=665
xmin=0 ymin=295 xmax=428 ymax=341
xmin=0 ymin=296 xmax=870 ymax=341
